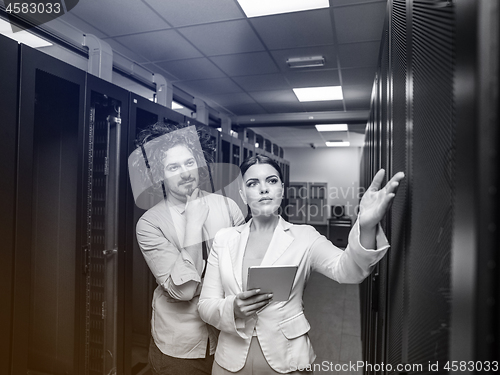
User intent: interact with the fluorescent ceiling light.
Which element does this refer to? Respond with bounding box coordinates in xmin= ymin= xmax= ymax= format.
xmin=326 ymin=141 xmax=350 ymax=147
xmin=293 ymin=86 xmax=343 ymax=102
xmin=237 ymin=0 xmax=329 ymax=18
xmin=287 ymin=56 xmax=325 ymax=68
xmin=0 ymin=19 xmax=52 ymax=48
xmin=315 ymin=124 xmax=348 ymax=132
xmin=172 ymin=101 xmax=184 ymax=110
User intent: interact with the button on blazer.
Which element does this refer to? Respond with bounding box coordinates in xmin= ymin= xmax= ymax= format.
xmin=198 ymin=217 xmax=389 ymax=373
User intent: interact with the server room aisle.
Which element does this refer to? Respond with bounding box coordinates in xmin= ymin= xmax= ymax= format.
xmin=131 ymin=273 xmax=362 ymax=375
xmin=304 ymin=273 xmax=363 ymax=375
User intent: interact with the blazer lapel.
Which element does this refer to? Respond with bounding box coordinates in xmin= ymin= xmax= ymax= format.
xmin=260 ymin=217 xmax=294 ymax=266
xmin=229 ymin=220 xmax=251 ymax=292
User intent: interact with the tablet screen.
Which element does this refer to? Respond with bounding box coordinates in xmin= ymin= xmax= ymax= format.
xmin=246 ymin=265 xmax=298 ymax=302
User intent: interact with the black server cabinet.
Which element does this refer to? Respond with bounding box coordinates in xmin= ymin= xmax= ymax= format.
xmin=184 ymin=116 xmax=221 ymax=168
xmin=219 ymin=132 xmax=233 ymax=164
xmin=0 ymin=34 xmax=19 ymax=375
xmin=454 ymin=0 xmax=499 ymax=364
xmin=406 ymin=1 xmax=455 ymax=368
xmin=12 ymin=44 xmax=86 ymax=375
xmin=360 ymin=0 xmax=499 ymax=370
xmin=125 ymin=93 xmax=178 ymax=375
xmin=83 ymin=74 xmax=130 ymax=375
xmin=242 ymin=140 xmax=254 ymax=161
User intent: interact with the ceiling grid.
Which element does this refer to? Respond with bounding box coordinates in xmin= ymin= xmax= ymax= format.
xmin=58 ymin=0 xmax=388 ymax=147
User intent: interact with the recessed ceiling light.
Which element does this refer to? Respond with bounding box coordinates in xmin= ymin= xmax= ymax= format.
xmin=293 ymin=86 xmax=343 ymax=102
xmin=315 ymin=124 xmax=348 ymax=132
xmin=237 ymin=0 xmax=329 ymax=18
xmin=0 ymin=19 xmax=52 ymax=48
xmin=326 ymin=141 xmax=350 ymax=147
xmin=287 ymin=56 xmax=325 ymax=68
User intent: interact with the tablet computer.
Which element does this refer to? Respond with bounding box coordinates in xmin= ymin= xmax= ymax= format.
xmin=247 ymin=265 xmax=298 ymax=302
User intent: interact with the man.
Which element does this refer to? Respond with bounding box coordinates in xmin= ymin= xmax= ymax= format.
xmin=134 ymin=123 xmax=245 ymax=374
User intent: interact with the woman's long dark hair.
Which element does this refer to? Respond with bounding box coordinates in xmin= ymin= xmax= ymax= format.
xmin=240 ymin=154 xmax=283 ymax=182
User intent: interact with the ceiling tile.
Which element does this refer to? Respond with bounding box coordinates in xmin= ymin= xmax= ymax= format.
xmin=105 ymin=39 xmax=150 ymax=64
xmin=260 ymin=102 xmax=306 ymax=114
xmin=343 ymin=85 xmax=372 ymax=110
xmin=249 ymin=90 xmax=299 ymax=105
xmin=113 ymin=30 xmax=202 ymax=62
xmin=178 ymin=20 xmax=265 ymax=56
xmin=338 ymin=41 xmax=380 ymax=68
xmin=302 ymin=101 xmax=345 ymax=112
xmin=223 ymin=103 xmax=268 ymax=116
xmin=334 ymin=2 xmax=387 ymax=44
xmin=251 ymin=126 xmax=326 ymax=147
xmin=156 ymin=58 xmax=226 ymax=81
xmin=145 ymin=0 xmax=245 ymax=27
xmin=250 ymin=9 xmax=334 ymax=50
xmin=55 ymin=0 xmax=379 ymax=128
xmin=56 ymin=12 xmax=108 ymax=38
xmin=341 ymin=67 xmax=377 ymax=87
xmin=211 ymin=52 xmax=279 ymax=76
xmin=70 ymin=0 xmax=169 ymax=37
xmin=270 ymin=46 xmax=339 ymax=71
xmin=210 ymin=92 xmax=256 ymax=106
xmin=233 ymin=74 xmax=290 ymax=92
xmin=284 ymin=69 xmax=341 ymax=88
xmin=177 ymin=78 xmax=243 ymax=95
xmin=139 ymin=63 xmax=179 ymax=82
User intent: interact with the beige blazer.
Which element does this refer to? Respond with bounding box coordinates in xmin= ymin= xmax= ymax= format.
xmin=198 ymin=217 xmax=389 ymax=373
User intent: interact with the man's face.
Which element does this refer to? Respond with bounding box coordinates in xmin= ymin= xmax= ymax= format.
xmin=162 ymin=144 xmax=199 ymax=201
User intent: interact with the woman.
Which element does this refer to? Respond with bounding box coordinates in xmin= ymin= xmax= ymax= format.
xmin=198 ymin=155 xmax=404 ymax=374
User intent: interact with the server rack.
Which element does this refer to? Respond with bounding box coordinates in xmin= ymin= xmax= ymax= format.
xmin=13 ymin=43 xmax=87 ymax=375
xmin=83 ymin=74 xmax=130 ymax=375
xmin=0 ymin=34 xmax=19 ymax=375
xmin=360 ymin=0 xmax=499 ymax=371
xmin=240 ymin=128 xmax=256 ymax=162
xmin=242 ymin=140 xmax=255 ymax=161
xmin=3 ymin=37 xmax=291 ymax=375
xmin=219 ymin=132 xmax=234 ymax=164
xmin=125 ymin=93 xmax=173 ymax=375
xmin=191 ymin=118 xmax=221 ymax=167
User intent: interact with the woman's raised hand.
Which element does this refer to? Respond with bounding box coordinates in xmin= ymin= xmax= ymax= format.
xmin=234 ymin=289 xmax=273 ymax=319
xmin=358 ymin=169 xmax=405 ymax=230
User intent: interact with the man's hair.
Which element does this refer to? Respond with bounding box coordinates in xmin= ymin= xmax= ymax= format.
xmin=134 ymin=121 xmax=215 ymax=194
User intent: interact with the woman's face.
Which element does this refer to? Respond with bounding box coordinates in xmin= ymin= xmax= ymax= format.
xmin=240 ymin=163 xmax=284 ymax=217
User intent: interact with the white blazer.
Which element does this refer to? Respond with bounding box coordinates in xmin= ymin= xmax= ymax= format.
xmin=198 ymin=217 xmax=389 ymax=373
